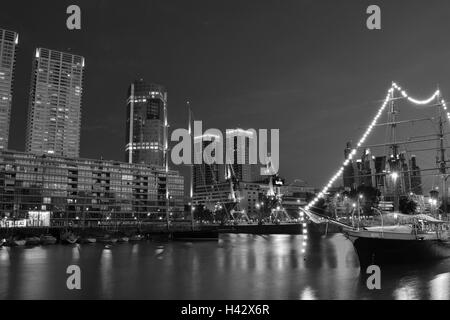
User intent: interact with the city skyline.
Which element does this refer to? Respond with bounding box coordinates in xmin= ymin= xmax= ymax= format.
xmin=2 ymin=1 xmax=450 ymax=190
xmin=1 ymin=1 xmax=450 ymax=304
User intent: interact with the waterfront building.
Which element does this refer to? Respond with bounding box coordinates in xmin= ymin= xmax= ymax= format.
xmin=192 ymin=181 xmax=261 ymax=218
xmin=280 ymin=179 xmax=315 ymax=214
xmin=192 ymin=182 xmax=232 ymax=212
xmin=343 ymin=142 xmax=355 ymax=190
xmin=193 ymin=134 xmax=226 ymax=195
xmin=125 ymin=80 xmax=167 ymax=167
xmin=192 ymin=177 xmax=314 ymax=220
xmin=373 ymin=156 xmax=386 ymax=189
xmin=409 ymin=155 xmax=423 ymax=195
xmin=26 ymin=48 xmax=85 ymax=158
xmin=358 ymin=148 xmax=374 ymax=187
xmin=0 ymin=150 xmax=184 ymax=227
xmin=192 ymin=129 xmax=264 ymax=211
xmin=226 ymin=128 xmax=253 ymax=182
xmin=0 ymin=28 xmax=18 ymax=150
xmin=237 ymin=182 xmax=261 ymax=217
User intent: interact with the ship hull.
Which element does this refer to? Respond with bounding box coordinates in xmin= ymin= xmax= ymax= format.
xmin=348 ymin=234 xmax=450 ymax=267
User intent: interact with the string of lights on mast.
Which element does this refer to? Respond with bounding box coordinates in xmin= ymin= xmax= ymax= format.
xmin=299 ymin=82 xmax=446 ymax=255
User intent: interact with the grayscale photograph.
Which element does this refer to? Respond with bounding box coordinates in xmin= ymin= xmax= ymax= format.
xmin=0 ymin=0 xmax=449 ymax=307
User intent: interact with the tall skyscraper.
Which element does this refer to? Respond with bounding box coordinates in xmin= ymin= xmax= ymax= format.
xmin=0 ymin=28 xmax=19 ymax=150
xmin=125 ymin=80 xmax=167 ymax=167
xmin=226 ymin=129 xmax=254 ymax=182
xmin=26 ymin=48 xmax=85 ymax=158
xmin=193 ymin=135 xmax=224 ymax=194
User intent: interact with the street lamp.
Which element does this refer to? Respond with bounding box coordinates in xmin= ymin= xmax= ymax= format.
xmin=391 ymin=171 xmax=399 ymax=181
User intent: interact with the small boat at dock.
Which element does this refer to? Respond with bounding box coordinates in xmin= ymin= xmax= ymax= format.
xmin=6 ymin=236 xmax=26 ymax=246
xmin=117 ymin=236 xmax=129 ymax=243
xmin=40 ymin=234 xmax=57 ymax=245
xmin=129 ymin=234 xmax=144 ymax=242
xmin=60 ymin=231 xmax=79 ymax=244
xmin=12 ymin=239 xmax=26 ymax=246
xmin=25 ymin=236 xmax=41 ymax=246
xmin=78 ymin=236 xmax=97 ymax=244
xmin=98 ymin=235 xmax=118 ymax=244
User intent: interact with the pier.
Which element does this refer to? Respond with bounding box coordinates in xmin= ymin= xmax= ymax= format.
xmin=0 ymin=223 xmax=221 ymax=242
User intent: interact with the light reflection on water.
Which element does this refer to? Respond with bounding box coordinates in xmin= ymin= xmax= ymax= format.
xmin=0 ymin=234 xmax=449 ymax=300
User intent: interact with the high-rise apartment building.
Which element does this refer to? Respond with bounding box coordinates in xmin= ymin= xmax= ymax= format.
xmin=0 ymin=28 xmax=19 ymax=150
xmin=26 ymin=48 xmax=84 ymax=158
xmin=125 ymin=80 xmax=166 ymax=167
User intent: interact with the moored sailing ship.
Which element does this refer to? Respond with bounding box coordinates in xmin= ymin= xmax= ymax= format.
xmin=302 ymin=83 xmax=450 ymax=266
xmin=343 ymin=213 xmax=450 ymax=267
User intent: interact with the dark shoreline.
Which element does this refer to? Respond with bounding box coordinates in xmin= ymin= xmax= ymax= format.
xmin=0 ymin=222 xmax=343 ymax=244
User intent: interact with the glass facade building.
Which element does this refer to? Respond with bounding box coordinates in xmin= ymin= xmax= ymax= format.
xmin=0 ymin=28 xmax=18 ymax=150
xmin=125 ymin=80 xmax=166 ymax=166
xmin=0 ymin=150 xmax=184 ymax=227
xmin=26 ymin=48 xmax=84 ymax=158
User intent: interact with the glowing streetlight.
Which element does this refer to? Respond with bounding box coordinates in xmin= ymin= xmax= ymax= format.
xmin=391 ymin=171 xmax=399 ymax=182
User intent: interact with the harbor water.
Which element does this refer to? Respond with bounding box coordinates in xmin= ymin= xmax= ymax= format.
xmin=0 ymin=233 xmax=449 ymax=300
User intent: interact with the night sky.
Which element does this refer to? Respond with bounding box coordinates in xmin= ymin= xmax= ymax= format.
xmin=2 ymin=0 xmax=450 ymax=191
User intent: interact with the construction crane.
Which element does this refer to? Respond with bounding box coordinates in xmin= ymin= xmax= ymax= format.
xmin=225 ymin=164 xmax=250 ymax=222
xmin=264 ymin=157 xmax=291 ymax=223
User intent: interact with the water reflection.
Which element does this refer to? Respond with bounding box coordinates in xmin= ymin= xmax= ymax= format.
xmin=100 ymin=248 xmax=113 ymax=298
xmin=0 ymin=234 xmax=449 ymax=299
xmin=430 ymin=273 xmax=450 ymax=300
xmin=300 ymin=286 xmax=317 ymax=300
xmin=71 ymin=245 xmax=80 ymax=261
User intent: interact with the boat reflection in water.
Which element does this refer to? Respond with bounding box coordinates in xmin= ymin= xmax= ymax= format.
xmin=0 ymin=234 xmax=449 ymax=300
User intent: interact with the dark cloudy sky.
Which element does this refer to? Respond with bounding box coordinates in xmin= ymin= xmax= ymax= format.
xmin=2 ymin=0 xmax=450 ymax=190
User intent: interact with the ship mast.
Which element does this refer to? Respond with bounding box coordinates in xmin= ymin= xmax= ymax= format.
xmin=437 ymin=90 xmax=447 ymax=212
xmin=188 ymin=102 xmax=195 ymax=231
xmin=388 ymin=87 xmax=400 ymax=211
